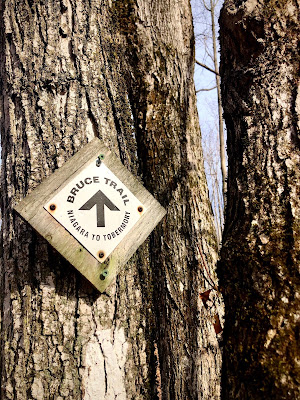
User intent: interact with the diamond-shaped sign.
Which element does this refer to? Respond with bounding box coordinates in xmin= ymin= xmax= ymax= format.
xmin=14 ymin=138 xmax=166 ymax=292
xmin=44 ymin=161 xmax=147 ymax=262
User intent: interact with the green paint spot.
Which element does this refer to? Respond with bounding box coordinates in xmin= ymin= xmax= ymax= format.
xmin=100 ymin=270 xmax=108 ymax=280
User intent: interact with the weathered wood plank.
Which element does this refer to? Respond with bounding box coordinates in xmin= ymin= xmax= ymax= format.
xmin=14 ymin=138 xmax=166 ymax=292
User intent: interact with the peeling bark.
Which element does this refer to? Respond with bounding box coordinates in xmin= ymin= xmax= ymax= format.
xmin=219 ymin=1 xmax=300 ymax=398
xmin=0 ymin=1 xmax=222 ymax=399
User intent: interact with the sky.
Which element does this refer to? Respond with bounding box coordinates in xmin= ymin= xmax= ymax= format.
xmin=191 ymin=0 xmax=225 ymax=240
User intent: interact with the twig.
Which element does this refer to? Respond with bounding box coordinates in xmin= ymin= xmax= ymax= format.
xmin=195 ymin=60 xmax=219 ymax=76
xmin=196 ymin=86 xmax=217 ymax=93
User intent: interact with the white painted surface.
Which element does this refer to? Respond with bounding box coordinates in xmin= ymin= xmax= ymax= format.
xmin=44 ymin=160 xmax=146 ymax=261
xmin=82 ymin=329 xmax=128 ymax=400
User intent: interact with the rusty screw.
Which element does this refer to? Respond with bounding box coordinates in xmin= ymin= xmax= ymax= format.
xmin=138 ymin=206 xmax=143 ymax=213
xmin=98 ymin=251 xmax=105 ymax=259
xmin=49 ymin=204 xmax=56 ymax=211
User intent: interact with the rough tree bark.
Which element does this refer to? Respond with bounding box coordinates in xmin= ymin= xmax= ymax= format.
xmin=219 ymin=0 xmax=300 ymax=399
xmin=0 ymin=0 xmax=222 ymax=399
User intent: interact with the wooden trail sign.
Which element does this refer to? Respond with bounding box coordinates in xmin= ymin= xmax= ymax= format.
xmin=14 ymin=138 xmax=166 ymax=292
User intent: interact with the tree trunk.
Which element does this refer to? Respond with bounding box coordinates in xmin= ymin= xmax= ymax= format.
xmin=219 ymin=1 xmax=300 ymax=398
xmin=0 ymin=1 xmax=222 ymax=399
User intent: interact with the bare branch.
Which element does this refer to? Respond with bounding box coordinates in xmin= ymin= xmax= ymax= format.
xmin=196 ymin=86 xmax=217 ymax=93
xmin=195 ymin=60 xmax=219 ymax=75
xmin=202 ymin=0 xmax=211 ymax=12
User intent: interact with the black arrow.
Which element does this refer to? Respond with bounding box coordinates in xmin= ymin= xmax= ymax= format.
xmin=79 ymin=190 xmax=120 ymax=227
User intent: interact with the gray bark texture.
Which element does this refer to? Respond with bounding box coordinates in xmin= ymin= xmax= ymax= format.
xmin=0 ymin=0 xmax=222 ymax=399
xmin=219 ymin=0 xmax=300 ymax=399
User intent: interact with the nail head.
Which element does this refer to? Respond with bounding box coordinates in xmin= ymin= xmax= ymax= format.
xmin=99 ymin=251 xmax=105 ymax=259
